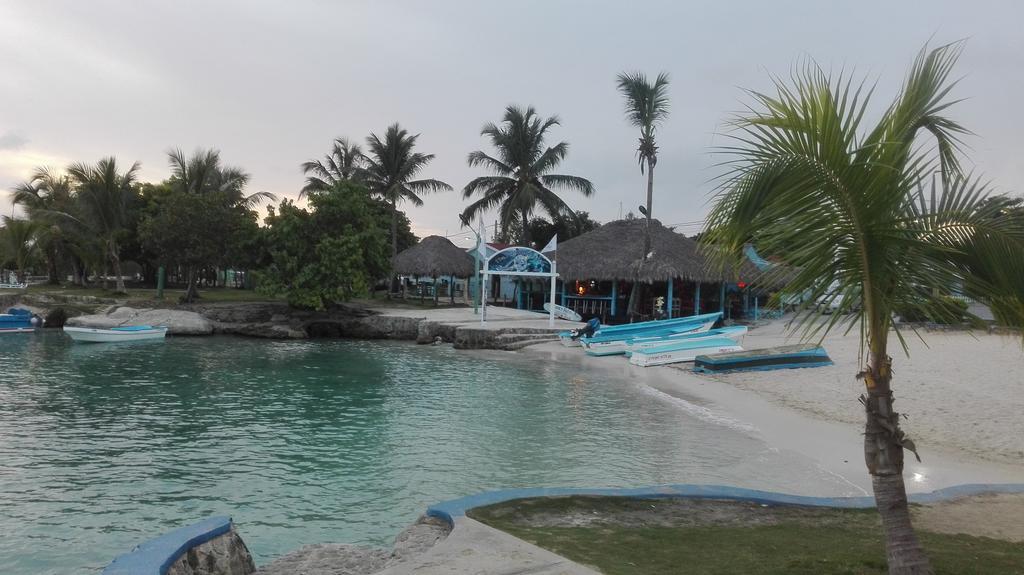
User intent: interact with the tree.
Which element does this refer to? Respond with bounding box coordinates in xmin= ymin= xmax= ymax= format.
xmin=11 ymin=167 xmax=75 ymax=284
xmin=0 ymin=217 xmax=39 ymax=282
xmin=461 ymin=105 xmax=594 ymax=247
xmin=704 ymin=43 xmax=1024 ymax=574
xmin=257 ymin=181 xmax=389 ymax=309
xmin=527 ymin=211 xmax=600 ymax=249
xmin=617 ymin=71 xmax=670 ymax=319
xmin=300 ymin=137 xmax=366 ymax=198
xmin=166 ymin=148 xmax=275 ymax=301
xmin=67 ymin=157 xmax=141 ymax=293
xmin=362 ymin=124 xmax=451 ymax=281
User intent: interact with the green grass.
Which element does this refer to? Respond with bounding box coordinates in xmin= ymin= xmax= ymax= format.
xmin=469 ymin=497 xmax=1024 ymax=575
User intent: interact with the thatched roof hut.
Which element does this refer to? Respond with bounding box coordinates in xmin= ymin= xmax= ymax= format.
xmin=393 ymin=235 xmax=475 ymax=278
xmin=552 ymin=219 xmax=717 ymax=283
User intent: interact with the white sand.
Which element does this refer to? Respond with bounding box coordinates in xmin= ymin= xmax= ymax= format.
xmin=693 ymin=319 xmax=1024 ymax=465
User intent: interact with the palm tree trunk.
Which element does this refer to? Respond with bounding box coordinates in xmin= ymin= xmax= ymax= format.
xmin=645 ymin=158 xmax=654 ymax=229
xmin=626 ymin=158 xmax=656 ymax=321
xmin=521 ymin=210 xmax=531 ymax=247
xmin=46 ymin=243 xmax=60 ymax=284
xmin=110 ymin=241 xmax=126 ymax=293
xmin=389 ymin=201 xmax=399 ymax=297
xmin=183 ymin=266 xmax=199 ymax=303
xmin=863 ymin=348 xmax=933 ymax=574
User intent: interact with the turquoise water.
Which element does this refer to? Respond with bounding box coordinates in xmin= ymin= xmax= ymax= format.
xmin=1 ymin=332 xmax=844 ymax=574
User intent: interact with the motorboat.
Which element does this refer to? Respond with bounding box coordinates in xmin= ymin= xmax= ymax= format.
xmin=628 ymin=336 xmax=744 ymax=367
xmin=693 ymin=344 xmax=832 ymax=373
xmin=63 ymin=325 xmax=169 ymax=343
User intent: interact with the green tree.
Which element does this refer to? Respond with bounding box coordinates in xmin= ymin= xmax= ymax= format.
xmin=11 ymin=167 xmax=75 ymax=284
xmin=67 ymin=157 xmax=141 ymax=293
xmin=461 ymin=105 xmax=594 ymax=247
xmin=617 ymin=71 xmax=670 ymax=319
xmin=704 ymin=44 xmax=1024 ymax=574
xmin=166 ymin=148 xmax=275 ymax=300
xmin=0 ymin=216 xmax=39 ymax=282
xmin=362 ymin=124 xmax=451 ymax=263
xmin=257 ymin=181 xmax=389 ymax=309
xmin=300 ymin=137 xmax=365 ymax=197
xmin=528 ymin=211 xmax=600 ymax=250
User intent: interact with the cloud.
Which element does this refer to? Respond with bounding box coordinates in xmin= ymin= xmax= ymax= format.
xmin=0 ymin=132 xmax=28 ymax=151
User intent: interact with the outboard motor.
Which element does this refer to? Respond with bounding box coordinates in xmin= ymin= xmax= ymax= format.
xmin=570 ymin=317 xmax=601 ymax=340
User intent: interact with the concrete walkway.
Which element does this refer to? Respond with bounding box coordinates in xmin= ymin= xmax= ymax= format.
xmin=376 ymin=517 xmax=599 ymax=575
xmin=374 ymin=305 xmax=583 ymax=332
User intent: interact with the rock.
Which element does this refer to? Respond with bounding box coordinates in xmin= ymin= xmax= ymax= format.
xmin=66 ymin=306 xmax=214 ymax=335
xmin=166 ymin=527 xmax=256 ymax=575
xmin=254 ymin=544 xmax=389 ymax=575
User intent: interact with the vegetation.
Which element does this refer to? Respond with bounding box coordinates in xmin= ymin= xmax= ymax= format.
xmin=616 ymin=71 xmax=670 ymax=319
xmin=494 ymin=211 xmax=601 ymax=248
xmin=704 ymin=43 xmax=1024 ymax=573
xmin=471 ymin=496 xmax=1024 ymax=575
xmin=461 ymin=105 xmax=594 ymax=247
xmin=300 ymin=137 xmax=365 ymax=197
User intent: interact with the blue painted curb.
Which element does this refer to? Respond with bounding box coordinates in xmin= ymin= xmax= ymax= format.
xmin=103 ymin=515 xmax=232 ymax=575
xmin=426 ymin=483 xmax=1024 ymax=525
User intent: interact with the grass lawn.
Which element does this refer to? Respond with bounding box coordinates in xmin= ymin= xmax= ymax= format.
xmin=469 ymin=496 xmax=1024 ymax=575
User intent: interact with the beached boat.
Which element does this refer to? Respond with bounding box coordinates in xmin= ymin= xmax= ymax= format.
xmin=623 ymin=325 xmax=748 ymax=355
xmin=692 ymin=344 xmax=832 ymax=373
xmin=628 ymin=337 xmax=743 ymax=367
xmin=580 ymin=312 xmax=722 ymax=356
xmin=0 ymin=308 xmax=37 ymax=334
xmin=63 ymin=325 xmax=168 ymax=343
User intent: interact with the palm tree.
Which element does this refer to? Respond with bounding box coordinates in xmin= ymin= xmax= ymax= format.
xmin=0 ymin=216 xmax=40 ymax=283
xmin=300 ymin=137 xmax=365 ymax=198
xmin=704 ymin=43 xmax=1024 ymax=574
xmin=461 ymin=105 xmax=594 ymax=247
xmin=67 ymin=157 xmax=140 ymax=293
xmin=12 ymin=167 xmax=75 ymax=284
xmin=362 ymin=123 xmax=451 ymax=263
xmin=617 ymin=72 xmax=669 ymax=318
xmin=167 ymin=148 xmax=276 ymax=209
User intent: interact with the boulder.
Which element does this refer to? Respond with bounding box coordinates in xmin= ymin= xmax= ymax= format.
xmin=66 ymin=307 xmax=214 ymax=335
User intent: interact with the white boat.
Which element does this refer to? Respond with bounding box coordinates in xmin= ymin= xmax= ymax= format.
xmin=624 ymin=325 xmax=748 ymax=355
xmin=63 ymin=325 xmax=168 ymax=343
xmin=0 ymin=326 xmax=35 ymax=334
xmin=628 ymin=336 xmax=744 ymax=367
xmin=582 ymin=312 xmax=722 ymax=356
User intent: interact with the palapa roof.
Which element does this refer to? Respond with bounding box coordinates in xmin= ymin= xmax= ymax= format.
xmin=552 ymin=218 xmax=790 ymax=286
xmin=392 ymin=235 xmax=475 ymax=278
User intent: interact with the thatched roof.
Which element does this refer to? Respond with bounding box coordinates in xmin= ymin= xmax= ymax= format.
xmin=393 ymin=235 xmax=475 ymax=278
xmin=552 ymin=219 xmax=716 ymax=283
xmin=552 ymin=218 xmax=791 ymax=286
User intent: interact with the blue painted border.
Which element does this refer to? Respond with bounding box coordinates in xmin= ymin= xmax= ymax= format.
xmin=426 ymin=483 xmax=1024 ymax=525
xmin=103 ymin=516 xmax=232 ymax=575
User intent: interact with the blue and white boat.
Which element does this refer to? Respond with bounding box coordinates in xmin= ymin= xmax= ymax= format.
xmin=0 ymin=308 xmax=37 ymax=334
xmin=623 ymin=325 xmax=748 ymax=356
xmin=628 ymin=336 xmax=744 ymax=367
xmin=579 ymin=312 xmax=722 ymax=356
xmin=64 ymin=325 xmax=168 ymax=343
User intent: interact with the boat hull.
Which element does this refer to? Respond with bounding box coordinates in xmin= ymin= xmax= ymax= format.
xmin=693 ymin=344 xmax=832 ymax=373
xmin=624 ymin=326 xmax=748 ymax=354
xmin=63 ymin=326 xmax=168 ymax=343
xmin=583 ymin=317 xmax=718 ymax=356
xmin=0 ymin=327 xmax=34 ymax=334
xmin=629 ymin=337 xmax=744 ymax=367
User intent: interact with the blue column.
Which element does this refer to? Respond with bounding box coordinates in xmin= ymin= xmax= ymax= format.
xmin=720 ymin=282 xmax=727 ymax=318
xmin=610 ymin=280 xmax=618 ymax=317
xmin=694 ymin=282 xmax=701 ymax=315
xmin=666 ymin=278 xmax=674 ymax=318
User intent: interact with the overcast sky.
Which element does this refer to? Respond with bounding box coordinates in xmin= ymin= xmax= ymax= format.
xmin=2 ymin=1 xmax=1022 ymax=247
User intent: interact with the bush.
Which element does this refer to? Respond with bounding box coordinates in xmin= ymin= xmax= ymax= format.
xmin=896 ymin=296 xmax=969 ymax=324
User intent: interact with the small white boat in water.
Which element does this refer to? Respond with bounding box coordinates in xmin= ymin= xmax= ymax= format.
xmin=628 ymin=336 xmax=744 ymax=367
xmin=63 ymin=325 xmax=168 ymax=343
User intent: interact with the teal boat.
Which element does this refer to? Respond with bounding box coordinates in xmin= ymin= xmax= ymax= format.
xmin=692 ymin=344 xmax=832 ymax=373
xmin=628 ymin=336 xmax=744 ymax=367
xmin=579 ymin=312 xmax=722 ymax=356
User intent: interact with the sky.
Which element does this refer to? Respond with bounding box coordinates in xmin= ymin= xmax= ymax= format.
xmin=2 ymin=0 xmax=1023 ymax=248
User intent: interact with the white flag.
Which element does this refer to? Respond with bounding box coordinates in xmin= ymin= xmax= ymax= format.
xmin=541 ymin=234 xmax=557 ymax=254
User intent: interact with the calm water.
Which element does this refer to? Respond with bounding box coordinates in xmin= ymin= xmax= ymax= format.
xmin=1 ymin=332 xmax=846 ymax=574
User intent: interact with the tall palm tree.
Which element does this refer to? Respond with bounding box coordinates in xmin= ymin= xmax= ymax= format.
xmin=704 ymin=43 xmax=1024 ymax=574
xmin=67 ymin=157 xmax=140 ymax=293
xmin=362 ymin=123 xmax=451 ymax=262
xmin=0 ymin=216 xmax=40 ymax=283
xmin=167 ymin=148 xmax=276 ymax=209
xmin=617 ymin=72 xmax=669 ymax=318
xmin=300 ymin=137 xmax=365 ymax=198
xmin=461 ymin=105 xmax=594 ymax=247
xmin=12 ymin=167 xmax=75 ymax=284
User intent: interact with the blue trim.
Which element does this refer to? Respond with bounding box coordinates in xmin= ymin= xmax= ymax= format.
xmin=426 ymin=483 xmax=1024 ymax=525
xmin=611 ymin=281 xmax=617 ymax=316
xmin=103 ymin=516 xmax=233 ymax=575
xmin=666 ymin=278 xmax=674 ymax=319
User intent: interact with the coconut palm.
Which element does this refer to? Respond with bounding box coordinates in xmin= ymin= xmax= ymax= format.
xmin=300 ymin=137 xmax=365 ymax=198
xmin=704 ymin=43 xmax=1024 ymax=574
xmin=0 ymin=217 xmax=39 ymax=283
xmin=12 ymin=167 xmax=75 ymax=284
xmin=167 ymin=148 xmax=276 ymax=209
xmin=461 ymin=105 xmax=594 ymax=247
xmin=362 ymin=123 xmax=451 ymax=260
xmin=67 ymin=157 xmax=140 ymax=293
xmin=617 ymin=72 xmax=669 ymax=318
